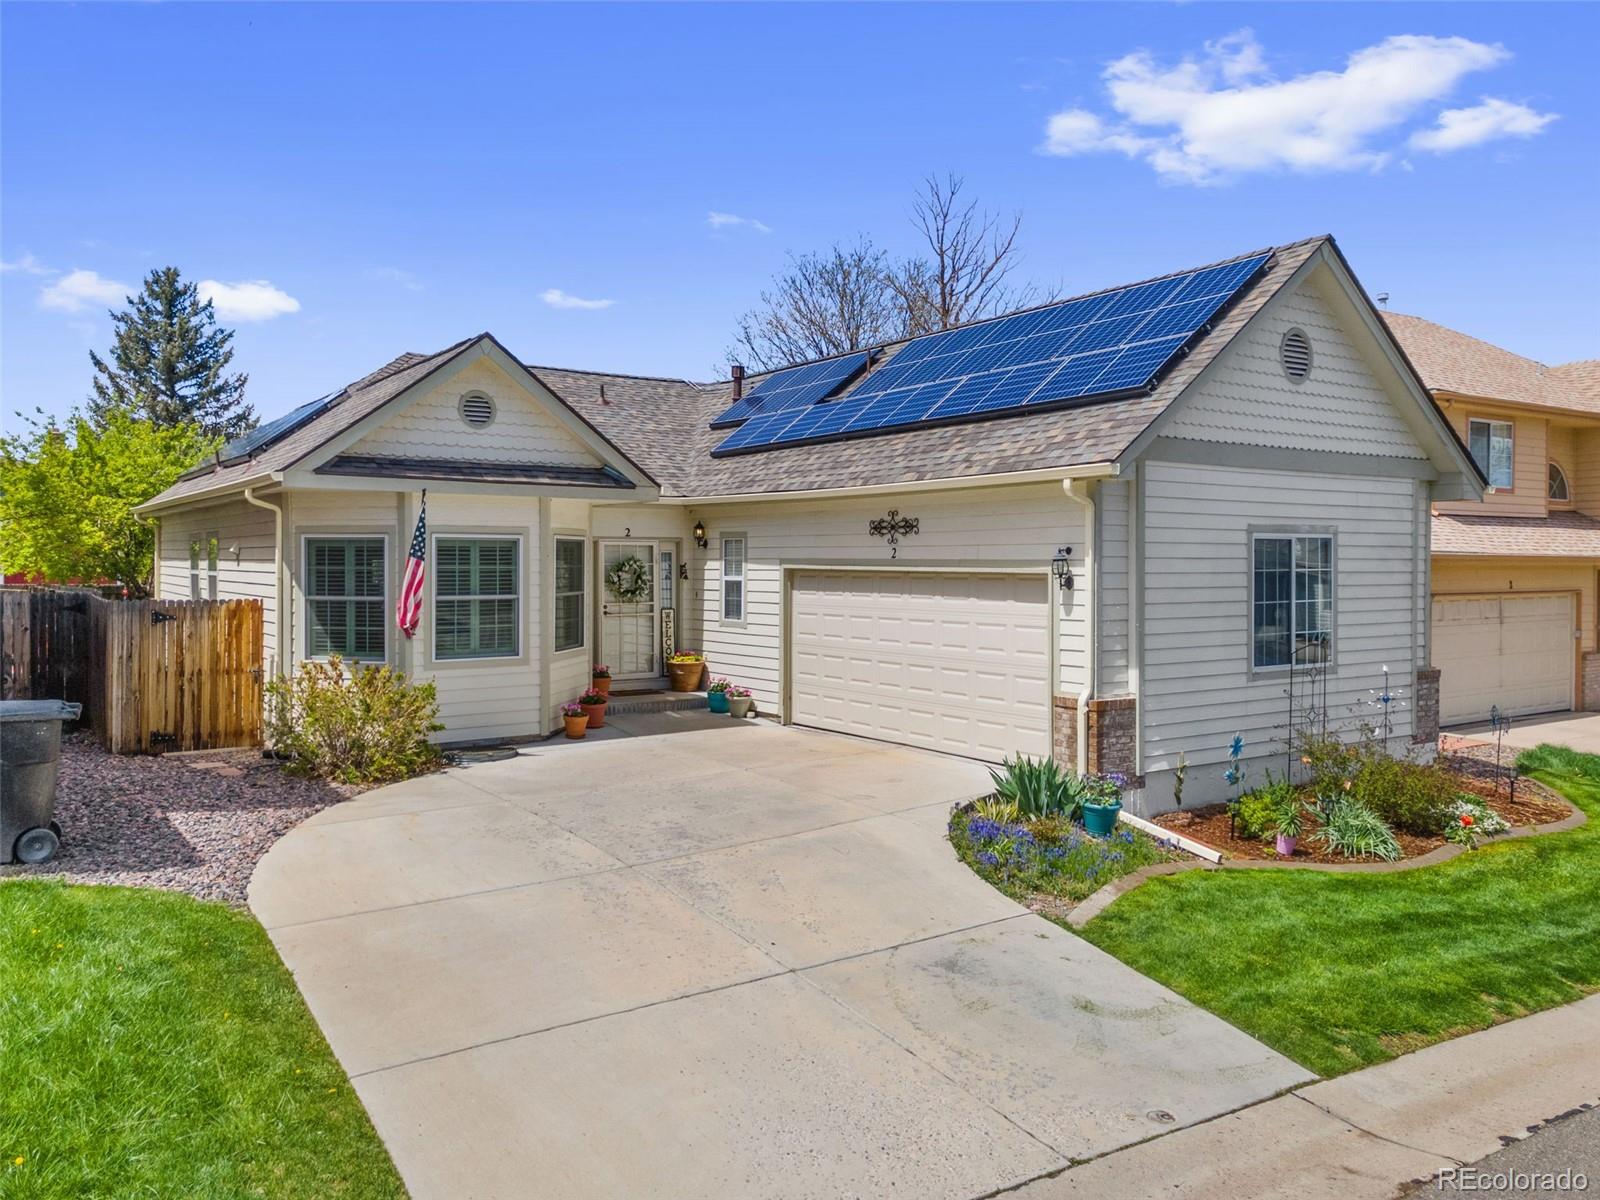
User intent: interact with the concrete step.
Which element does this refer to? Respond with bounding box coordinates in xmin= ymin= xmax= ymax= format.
xmin=603 ymin=691 xmax=707 ymax=716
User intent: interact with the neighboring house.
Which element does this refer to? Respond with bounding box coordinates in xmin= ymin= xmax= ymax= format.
xmin=136 ymin=236 xmax=1483 ymax=813
xmin=1383 ymin=313 xmax=1599 ymax=725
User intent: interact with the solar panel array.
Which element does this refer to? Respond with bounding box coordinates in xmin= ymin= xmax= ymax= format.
xmin=710 ymin=351 xmax=871 ymax=428
xmin=218 ymin=394 xmax=337 ymax=464
xmin=711 ymin=252 xmax=1270 ymax=457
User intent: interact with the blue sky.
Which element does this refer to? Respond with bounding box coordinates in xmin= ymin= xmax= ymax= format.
xmin=3 ymin=2 xmax=1595 ymax=428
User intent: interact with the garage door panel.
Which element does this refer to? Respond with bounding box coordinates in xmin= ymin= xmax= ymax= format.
xmin=1433 ymin=594 xmax=1572 ymax=725
xmin=790 ymin=571 xmax=1049 ymax=762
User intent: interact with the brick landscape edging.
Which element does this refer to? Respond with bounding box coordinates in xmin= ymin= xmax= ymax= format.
xmin=1064 ymin=798 xmax=1587 ymax=929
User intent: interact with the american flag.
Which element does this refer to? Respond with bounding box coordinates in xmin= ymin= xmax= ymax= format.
xmin=396 ymin=492 xmax=426 ymax=638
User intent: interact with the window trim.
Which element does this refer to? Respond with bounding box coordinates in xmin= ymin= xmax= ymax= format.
xmin=429 ymin=533 xmax=523 ymax=664
xmin=204 ymin=530 xmax=220 ymax=601
xmin=1467 ymin=418 xmax=1515 ymax=491
xmin=720 ymin=534 xmax=747 ymax=625
xmin=299 ymin=532 xmax=391 ymax=665
xmin=189 ymin=538 xmax=202 ymax=601
xmin=552 ymin=533 xmax=587 ymax=655
xmin=1548 ymin=460 xmax=1572 ymax=506
xmin=1247 ymin=528 xmax=1337 ymax=677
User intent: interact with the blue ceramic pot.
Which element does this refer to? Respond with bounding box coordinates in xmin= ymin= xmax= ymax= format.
xmin=708 ymin=691 xmax=730 ymax=714
xmin=1082 ymin=800 xmax=1122 ymax=837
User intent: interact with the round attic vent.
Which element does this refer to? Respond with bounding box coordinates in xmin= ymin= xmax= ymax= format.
xmin=1280 ymin=328 xmax=1313 ymax=382
xmin=459 ymin=392 xmax=496 ymax=428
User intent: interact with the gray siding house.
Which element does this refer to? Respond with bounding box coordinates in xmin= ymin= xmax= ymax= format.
xmin=138 ymin=235 xmax=1483 ymax=813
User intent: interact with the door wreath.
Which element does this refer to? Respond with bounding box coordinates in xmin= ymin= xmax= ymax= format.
xmin=604 ymin=554 xmax=652 ymax=602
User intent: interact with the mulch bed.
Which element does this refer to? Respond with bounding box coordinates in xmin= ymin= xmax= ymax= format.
xmin=0 ymin=732 xmax=362 ymax=905
xmin=1153 ymin=753 xmax=1573 ymax=864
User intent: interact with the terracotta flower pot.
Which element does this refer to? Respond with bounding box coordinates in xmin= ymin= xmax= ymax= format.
xmin=667 ymin=660 xmax=704 ymax=692
xmin=592 ymin=676 xmax=612 ymax=696
xmin=563 ymin=714 xmax=588 ymax=740
xmin=580 ymin=700 xmax=607 ymax=728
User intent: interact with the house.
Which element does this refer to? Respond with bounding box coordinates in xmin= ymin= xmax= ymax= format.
xmin=136 ymin=235 xmax=1484 ymax=813
xmin=1382 ymin=313 xmax=1599 ymax=725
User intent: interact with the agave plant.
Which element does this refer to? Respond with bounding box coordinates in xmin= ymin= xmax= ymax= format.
xmin=988 ymin=754 xmax=1086 ymax=821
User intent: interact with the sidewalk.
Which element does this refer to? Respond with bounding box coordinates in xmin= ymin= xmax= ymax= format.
xmin=1004 ymin=993 xmax=1600 ymax=1199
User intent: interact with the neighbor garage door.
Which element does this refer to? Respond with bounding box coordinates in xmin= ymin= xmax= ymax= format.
xmin=1432 ymin=594 xmax=1574 ymax=724
xmin=789 ymin=571 xmax=1049 ymax=761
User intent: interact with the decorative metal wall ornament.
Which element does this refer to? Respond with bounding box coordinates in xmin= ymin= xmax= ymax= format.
xmin=868 ymin=510 xmax=919 ymax=559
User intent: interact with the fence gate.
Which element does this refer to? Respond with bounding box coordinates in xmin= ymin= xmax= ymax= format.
xmin=0 ymin=589 xmax=95 ymax=721
xmin=92 ymin=599 xmax=265 ymax=753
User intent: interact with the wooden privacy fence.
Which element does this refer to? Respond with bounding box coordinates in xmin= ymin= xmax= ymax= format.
xmin=0 ymin=588 xmax=97 ymax=721
xmin=1 ymin=589 xmax=264 ymax=754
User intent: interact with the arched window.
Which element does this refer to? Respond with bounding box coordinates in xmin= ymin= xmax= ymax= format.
xmin=1548 ymin=462 xmax=1571 ymax=503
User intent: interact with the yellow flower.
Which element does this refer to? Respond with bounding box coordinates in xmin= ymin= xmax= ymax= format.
xmin=12 ymin=1156 xmax=23 ymax=1166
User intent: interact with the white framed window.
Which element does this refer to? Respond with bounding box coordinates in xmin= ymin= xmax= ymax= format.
xmin=189 ymin=539 xmax=201 ymax=600
xmin=190 ymin=532 xmax=219 ymax=600
xmin=721 ymin=535 xmax=746 ymax=622
xmin=205 ymin=531 xmax=219 ymax=600
xmin=1468 ymin=419 xmax=1514 ymax=490
xmin=1252 ymin=533 xmax=1334 ymax=670
xmin=1549 ymin=462 xmax=1571 ymax=504
xmin=553 ymin=536 xmax=585 ymax=653
xmin=660 ymin=547 xmax=675 ymax=610
xmin=304 ymin=536 xmax=387 ymax=660
xmin=434 ymin=537 xmax=519 ymax=660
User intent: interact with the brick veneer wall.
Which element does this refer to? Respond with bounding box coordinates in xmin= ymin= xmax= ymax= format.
xmin=1051 ymin=695 xmax=1141 ymax=783
xmin=1584 ymin=652 xmax=1600 ymax=712
xmin=1412 ymin=667 xmax=1441 ymax=745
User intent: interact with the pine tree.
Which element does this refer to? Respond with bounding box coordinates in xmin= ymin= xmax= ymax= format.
xmin=88 ymin=267 xmax=256 ymax=440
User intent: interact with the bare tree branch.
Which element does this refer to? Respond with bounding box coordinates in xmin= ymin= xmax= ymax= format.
xmin=727 ymin=240 xmax=905 ymax=372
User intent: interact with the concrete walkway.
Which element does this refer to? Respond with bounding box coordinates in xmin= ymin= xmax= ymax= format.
xmin=251 ymin=711 xmax=1309 ymax=1200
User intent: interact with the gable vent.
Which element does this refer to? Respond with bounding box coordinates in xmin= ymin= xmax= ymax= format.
xmin=459 ymin=392 xmax=496 ymax=428
xmin=1280 ymin=328 xmax=1313 ymax=382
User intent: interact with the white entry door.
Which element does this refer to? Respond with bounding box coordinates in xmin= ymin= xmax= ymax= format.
xmin=789 ymin=570 xmax=1050 ymax=762
xmin=599 ymin=541 xmax=658 ymax=680
xmin=1432 ymin=594 xmax=1574 ymax=724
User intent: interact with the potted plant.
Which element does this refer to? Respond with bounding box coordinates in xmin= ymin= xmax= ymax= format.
xmin=578 ymin=687 xmax=608 ymax=728
xmin=591 ymin=665 xmax=612 ymax=697
xmin=726 ymin=685 xmax=754 ymax=719
xmin=706 ymin=676 xmax=732 ymax=714
xmin=1080 ymin=772 xmax=1125 ymax=837
xmin=667 ymin=652 xmax=704 ymax=692
xmin=1268 ymin=793 xmax=1310 ymax=857
xmin=561 ymin=702 xmax=588 ymax=740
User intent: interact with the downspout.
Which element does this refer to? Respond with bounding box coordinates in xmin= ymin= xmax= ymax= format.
xmin=241 ymin=486 xmax=288 ymax=679
xmin=1064 ymin=478 xmax=1097 ymax=774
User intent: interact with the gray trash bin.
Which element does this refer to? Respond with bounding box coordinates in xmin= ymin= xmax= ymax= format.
xmin=1 ymin=699 xmax=82 ymax=864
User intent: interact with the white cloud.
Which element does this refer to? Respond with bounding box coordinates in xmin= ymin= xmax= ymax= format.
xmin=540 ymin=288 xmax=615 ymax=310
xmin=1 ymin=252 xmax=53 ymax=276
xmin=707 ymin=211 xmax=773 ymax=234
xmin=1409 ymin=96 xmax=1558 ymax=152
xmin=368 ymin=266 xmax=424 ymax=292
xmin=39 ymin=268 xmax=131 ymax=312
xmin=1040 ymin=31 xmax=1551 ymax=184
xmin=198 ymin=279 xmax=301 ymax=321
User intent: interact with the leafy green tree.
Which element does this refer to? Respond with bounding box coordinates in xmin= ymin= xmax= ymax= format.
xmin=0 ymin=408 xmax=216 ymax=594
xmin=89 ymin=267 xmax=256 ymax=440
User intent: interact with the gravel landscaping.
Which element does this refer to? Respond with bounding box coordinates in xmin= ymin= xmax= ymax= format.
xmin=0 ymin=733 xmax=360 ymax=904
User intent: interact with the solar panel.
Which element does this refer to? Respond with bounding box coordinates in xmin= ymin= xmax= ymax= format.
xmin=218 ymin=393 xmax=338 ymax=464
xmin=709 ymin=351 xmax=870 ymax=428
xmin=711 ymin=250 xmax=1270 ymax=457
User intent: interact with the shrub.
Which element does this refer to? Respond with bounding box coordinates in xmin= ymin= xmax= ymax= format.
xmin=1350 ymin=755 xmax=1457 ymax=835
xmin=1235 ymin=773 xmax=1296 ymax=840
xmin=1310 ymin=796 xmax=1402 ymax=862
xmin=265 ymin=656 xmax=443 ymax=784
xmin=988 ymin=755 xmax=1086 ymax=821
xmin=1293 ymin=728 xmax=1360 ymax=795
xmin=971 ymin=796 xmax=1021 ymax=824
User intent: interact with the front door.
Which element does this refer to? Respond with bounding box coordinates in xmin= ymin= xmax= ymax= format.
xmin=598 ymin=540 xmax=659 ymax=681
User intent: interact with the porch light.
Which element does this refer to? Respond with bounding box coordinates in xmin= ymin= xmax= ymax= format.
xmin=1052 ymin=546 xmax=1074 ymax=590
xmin=693 ymin=520 xmax=708 ymax=550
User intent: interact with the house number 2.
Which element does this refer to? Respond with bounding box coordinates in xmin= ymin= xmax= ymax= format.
xmin=868 ymin=510 xmax=920 ymax=559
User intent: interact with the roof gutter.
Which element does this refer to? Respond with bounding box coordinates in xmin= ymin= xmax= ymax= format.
xmin=135 ymin=471 xmax=285 ymax=516
xmin=648 ymin=462 xmax=1120 ymax=506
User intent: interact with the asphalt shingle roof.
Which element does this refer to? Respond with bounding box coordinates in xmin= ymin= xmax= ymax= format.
xmin=1433 ymin=510 xmax=1600 ymax=557
xmin=1382 ymin=312 xmax=1600 ymax=417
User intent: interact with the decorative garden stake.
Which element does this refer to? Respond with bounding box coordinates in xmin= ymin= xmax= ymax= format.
xmin=1173 ymin=751 xmax=1188 ymax=808
xmin=1489 ymin=705 xmax=1514 ymax=801
xmin=1223 ymin=734 xmax=1246 ymax=838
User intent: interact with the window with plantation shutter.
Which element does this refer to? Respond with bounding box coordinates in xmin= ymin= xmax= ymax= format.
xmin=305 ymin=537 xmax=386 ymax=659
xmin=434 ymin=537 xmax=519 ymax=659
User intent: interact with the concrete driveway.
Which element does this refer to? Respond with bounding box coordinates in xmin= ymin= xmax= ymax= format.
xmin=251 ymin=712 xmax=1311 ymax=1200
xmin=1447 ymin=710 xmax=1600 ymax=756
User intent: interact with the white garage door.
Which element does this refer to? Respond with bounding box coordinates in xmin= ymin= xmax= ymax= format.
xmin=789 ymin=571 xmax=1049 ymax=761
xmin=1433 ymin=594 xmax=1574 ymax=724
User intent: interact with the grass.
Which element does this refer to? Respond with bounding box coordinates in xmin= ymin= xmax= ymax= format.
xmin=1517 ymin=742 xmax=1600 ymax=781
xmin=1081 ymin=746 xmax=1600 ymax=1079
xmin=0 ymin=881 xmax=405 ymax=1199
xmin=949 ymin=809 xmax=1180 ymax=905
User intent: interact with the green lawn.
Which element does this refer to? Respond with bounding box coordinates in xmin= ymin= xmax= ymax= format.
xmin=1081 ymin=751 xmax=1600 ymax=1079
xmin=0 ymin=881 xmax=405 ymax=1199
